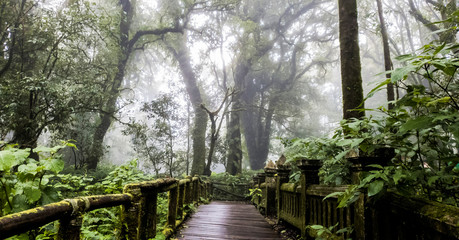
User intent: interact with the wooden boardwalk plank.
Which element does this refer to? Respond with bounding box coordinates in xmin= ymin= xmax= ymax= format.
xmin=177 ymin=201 xmax=282 ymax=240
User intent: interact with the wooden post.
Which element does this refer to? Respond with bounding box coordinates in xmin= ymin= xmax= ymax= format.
xmin=121 ymin=185 xmax=142 ymax=240
xmin=177 ymin=181 xmax=186 ymax=219
xmin=139 ymin=191 xmax=157 ymax=239
xmin=192 ymin=177 xmax=199 ymax=203
xmin=264 ymin=167 xmax=277 ymax=216
xmin=57 ymin=214 xmax=82 ymax=240
xmin=348 ymin=152 xmax=391 ymax=240
xmin=185 ymin=177 xmax=192 ymax=204
xmin=276 ymin=166 xmax=291 ymax=223
xmin=167 ymin=185 xmax=179 ymax=231
xmin=297 ymin=159 xmax=322 ymax=238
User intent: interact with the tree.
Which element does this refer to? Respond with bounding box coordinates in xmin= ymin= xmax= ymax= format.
xmin=408 ymin=0 xmax=457 ymax=43
xmin=165 ymin=33 xmax=208 ymax=176
xmin=226 ymin=0 xmax=335 ymax=170
xmin=0 ymin=1 xmax=115 ymax=157
xmin=376 ymin=0 xmax=395 ymax=108
xmin=338 ymin=0 xmax=365 ymax=120
xmin=201 ymin=89 xmax=233 ymax=175
xmin=124 ymin=94 xmax=184 ymax=177
xmin=85 ymin=0 xmax=183 ymax=169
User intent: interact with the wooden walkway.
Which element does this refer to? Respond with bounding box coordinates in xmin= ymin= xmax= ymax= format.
xmin=177 ymin=201 xmax=283 ymax=240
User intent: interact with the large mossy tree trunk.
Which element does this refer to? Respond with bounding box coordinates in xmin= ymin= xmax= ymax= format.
xmin=225 ymin=61 xmax=249 ymax=175
xmin=338 ymin=0 xmax=365 ymax=120
xmin=171 ymin=36 xmax=208 ymax=176
xmin=226 ymin=99 xmax=243 ymax=175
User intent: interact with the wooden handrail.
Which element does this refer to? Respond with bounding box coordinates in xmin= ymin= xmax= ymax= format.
xmin=0 ymin=176 xmax=211 ymax=240
xmin=251 ymin=158 xmax=459 ymax=239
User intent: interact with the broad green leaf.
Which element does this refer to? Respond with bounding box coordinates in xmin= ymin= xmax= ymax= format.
xmin=0 ymin=148 xmax=29 ymax=171
xmin=368 ymin=180 xmax=384 ymax=197
xmin=24 ymin=186 xmax=42 ymax=203
xmin=41 ymin=158 xmax=65 ymax=173
xmin=395 ymin=54 xmax=414 ymax=61
xmin=393 ymin=169 xmax=404 ymax=185
xmin=323 ymin=191 xmax=344 ymax=200
xmin=309 ymin=225 xmax=324 ymax=230
xmin=0 ymin=151 xmax=17 ymax=171
xmin=400 ymin=116 xmax=434 ymax=133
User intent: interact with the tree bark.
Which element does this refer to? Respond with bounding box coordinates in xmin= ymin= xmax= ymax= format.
xmin=226 ymin=62 xmax=248 ymax=175
xmin=86 ymin=0 xmax=132 ymax=170
xmin=226 ymin=100 xmax=243 ymax=175
xmin=338 ymin=0 xmax=365 ymax=120
xmin=376 ymin=0 xmax=395 ymax=108
xmin=171 ymin=35 xmax=208 ymax=176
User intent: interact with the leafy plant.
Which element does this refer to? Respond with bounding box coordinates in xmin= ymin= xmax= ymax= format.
xmin=306 ymin=223 xmax=353 ymax=240
xmin=248 ymin=188 xmax=262 ymax=202
xmin=284 ymin=40 xmax=459 ymax=206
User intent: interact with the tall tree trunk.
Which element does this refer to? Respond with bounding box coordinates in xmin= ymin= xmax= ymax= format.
xmin=226 ymin=100 xmax=243 ymax=175
xmin=376 ymin=0 xmax=395 ymax=108
xmin=86 ymin=0 xmax=132 ymax=170
xmin=338 ymin=0 xmax=365 ymax=120
xmin=171 ymin=36 xmax=208 ymax=176
xmin=226 ymin=62 xmax=248 ymax=175
xmin=86 ymin=0 xmax=183 ymax=169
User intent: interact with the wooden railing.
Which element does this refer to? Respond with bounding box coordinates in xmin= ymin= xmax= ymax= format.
xmin=252 ymin=158 xmax=459 ymax=240
xmin=0 ymin=176 xmax=211 ymax=240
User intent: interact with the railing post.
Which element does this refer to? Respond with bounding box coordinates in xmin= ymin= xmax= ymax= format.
xmin=121 ymin=185 xmax=142 ymax=240
xmin=264 ymin=167 xmax=277 ymax=216
xmin=57 ymin=214 xmax=82 ymax=240
xmin=167 ymin=184 xmax=179 ymax=232
xmin=349 ymin=153 xmax=391 ymax=240
xmin=297 ymin=159 xmax=322 ymax=238
xmin=276 ymin=165 xmax=291 ymax=223
xmin=192 ymin=177 xmax=199 ymax=202
xmin=185 ymin=176 xmax=192 ymax=204
xmin=177 ymin=180 xmax=186 ymax=219
xmin=140 ymin=191 xmax=158 ymax=239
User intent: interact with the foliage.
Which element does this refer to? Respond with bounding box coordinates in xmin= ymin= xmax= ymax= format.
xmin=0 ymin=0 xmax=119 ymax=150
xmin=248 ymin=188 xmax=262 ymax=202
xmin=0 ymin=141 xmax=75 ymax=216
xmin=124 ymin=94 xmax=186 ymax=177
xmin=284 ymin=41 xmax=459 ymax=206
xmin=209 ymin=169 xmax=261 ymax=185
xmin=0 ymin=143 xmax=172 ymax=239
xmin=306 ymin=223 xmax=353 ymax=240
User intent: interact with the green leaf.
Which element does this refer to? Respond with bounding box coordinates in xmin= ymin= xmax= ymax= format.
xmin=309 ymin=225 xmax=324 ymax=230
xmin=0 ymin=148 xmax=29 ymax=171
xmin=24 ymin=186 xmax=42 ymax=203
xmin=368 ymin=180 xmax=384 ymax=197
xmin=41 ymin=158 xmax=65 ymax=173
xmin=400 ymin=116 xmax=434 ymax=133
xmin=393 ymin=169 xmax=403 ymax=185
xmin=323 ymin=192 xmax=344 ymax=201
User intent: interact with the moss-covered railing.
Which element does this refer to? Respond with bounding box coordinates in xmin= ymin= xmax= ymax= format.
xmin=0 ymin=176 xmax=211 ymax=239
xmin=252 ymin=158 xmax=459 ymax=239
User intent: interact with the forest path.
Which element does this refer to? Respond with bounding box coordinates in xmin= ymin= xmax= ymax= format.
xmin=176 ymin=201 xmax=283 ymax=240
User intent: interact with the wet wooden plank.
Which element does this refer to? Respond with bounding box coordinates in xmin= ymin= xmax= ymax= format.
xmin=177 ymin=201 xmax=282 ymax=240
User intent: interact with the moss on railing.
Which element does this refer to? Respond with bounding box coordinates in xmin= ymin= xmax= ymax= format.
xmin=0 ymin=176 xmax=211 ymax=240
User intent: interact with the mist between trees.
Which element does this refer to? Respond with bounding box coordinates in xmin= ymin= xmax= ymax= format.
xmin=0 ymin=0 xmax=455 ymax=177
